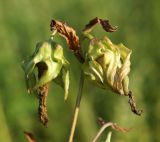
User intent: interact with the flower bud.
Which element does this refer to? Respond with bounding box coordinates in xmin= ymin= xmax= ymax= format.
xmin=82 ymin=36 xmax=131 ymax=96
xmin=22 ymin=36 xmax=69 ymax=100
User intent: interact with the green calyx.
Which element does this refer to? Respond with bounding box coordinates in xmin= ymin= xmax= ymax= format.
xmin=82 ymin=36 xmax=132 ymax=96
xmin=22 ymin=36 xmax=69 ymax=100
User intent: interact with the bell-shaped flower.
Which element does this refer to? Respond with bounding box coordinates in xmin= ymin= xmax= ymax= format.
xmin=22 ymin=36 xmax=69 ymax=100
xmin=82 ymin=36 xmax=131 ymax=96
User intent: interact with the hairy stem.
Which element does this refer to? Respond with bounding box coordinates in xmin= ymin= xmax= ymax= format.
xmin=68 ymin=71 xmax=84 ymax=142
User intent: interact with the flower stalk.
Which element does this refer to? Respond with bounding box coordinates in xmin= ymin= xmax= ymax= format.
xmin=22 ymin=30 xmax=70 ymax=126
xmin=68 ymin=71 xmax=84 ymax=142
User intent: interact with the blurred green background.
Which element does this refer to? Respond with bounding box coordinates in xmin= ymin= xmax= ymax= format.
xmin=0 ymin=0 xmax=160 ymax=142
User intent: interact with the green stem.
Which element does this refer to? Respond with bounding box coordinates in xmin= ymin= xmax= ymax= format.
xmin=68 ymin=71 xmax=84 ymax=142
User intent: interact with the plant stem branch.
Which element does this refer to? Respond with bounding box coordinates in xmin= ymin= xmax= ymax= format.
xmin=68 ymin=71 xmax=84 ymax=142
xmin=92 ymin=122 xmax=113 ymax=142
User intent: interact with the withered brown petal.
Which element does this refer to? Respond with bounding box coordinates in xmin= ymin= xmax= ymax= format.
xmin=83 ymin=17 xmax=117 ymax=33
xmin=50 ymin=20 xmax=84 ymax=63
xmin=24 ymin=132 xmax=36 ymax=142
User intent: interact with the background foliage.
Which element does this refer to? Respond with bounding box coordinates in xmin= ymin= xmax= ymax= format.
xmin=0 ymin=0 xmax=159 ymax=141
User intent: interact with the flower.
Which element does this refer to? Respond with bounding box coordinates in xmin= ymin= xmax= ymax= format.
xmin=82 ymin=36 xmax=132 ymax=96
xmin=22 ymin=36 xmax=69 ymax=100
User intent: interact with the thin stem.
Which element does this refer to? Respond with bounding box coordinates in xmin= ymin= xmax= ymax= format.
xmin=92 ymin=122 xmax=113 ymax=142
xmin=68 ymin=71 xmax=84 ymax=142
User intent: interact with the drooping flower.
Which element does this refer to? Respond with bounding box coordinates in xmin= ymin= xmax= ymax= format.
xmin=22 ymin=36 xmax=69 ymax=100
xmin=22 ymin=35 xmax=69 ymax=126
xmin=81 ymin=17 xmax=142 ymax=115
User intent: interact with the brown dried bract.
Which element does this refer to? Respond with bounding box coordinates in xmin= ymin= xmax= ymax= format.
xmin=38 ymin=84 xmax=49 ymax=127
xmin=128 ymin=91 xmax=143 ymax=116
xmin=83 ymin=17 xmax=117 ymax=33
xmin=50 ymin=20 xmax=84 ymax=63
xmin=24 ymin=131 xmax=36 ymax=142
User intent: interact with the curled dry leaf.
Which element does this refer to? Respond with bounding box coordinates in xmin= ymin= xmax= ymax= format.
xmin=128 ymin=91 xmax=143 ymax=115
xmin=50 ymin=20 xmax=84 ymax=63
xmin=24 ymin=131 xmax=36 ymax=142
xmin=83 ymin=17 xmax=117 ymax=33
